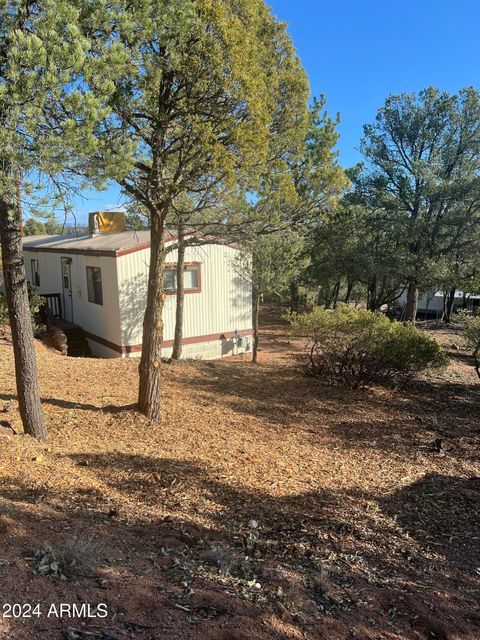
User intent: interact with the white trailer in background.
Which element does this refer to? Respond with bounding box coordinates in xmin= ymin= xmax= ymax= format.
xmin=396 ymin=289 xmax=480 ymax=319
xmin=20 ymin=225 xmax=252 ymax=359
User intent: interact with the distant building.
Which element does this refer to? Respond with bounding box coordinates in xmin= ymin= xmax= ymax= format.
xmin=397 ymin=290 xmax=480 ymax=320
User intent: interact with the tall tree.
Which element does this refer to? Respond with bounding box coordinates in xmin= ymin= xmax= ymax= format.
xmin=306 ymin=205 xmax=364 ymax=309
xmin=170 ymin=96 xmax=348 ymax=359
xmin=89 ymin=0 xmax=309 ymax=421
xmin=170 ymin=218 xmax=186 ymax=361
xmin=0 ymin=0 xmax=117 ymax=440
xmin=432 ymin=229 xmax=480 ymax=322
xmin=0 ymin=200 xmax=48 ymax=440
xmin=291 ymin=96 xmax=348 ymax=221
xmin=251 ymin=96 xmax=348 ymax=312
xmin=360 ymin=87 xmax=480 ymax=322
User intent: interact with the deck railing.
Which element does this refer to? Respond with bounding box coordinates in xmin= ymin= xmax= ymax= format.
xmin=40 ymin=293 xmax=63 ymax=320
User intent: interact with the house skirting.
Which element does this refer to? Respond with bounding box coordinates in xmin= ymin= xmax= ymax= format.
xmin=84 ymin=329 xmax=253 ymax=360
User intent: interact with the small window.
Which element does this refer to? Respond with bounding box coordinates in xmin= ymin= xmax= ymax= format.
xmin=163 ymin=264 xmax=201 ymax=293
xmin=61 ymin=258 xmax=71 ymax=290
xmin=31 ymin=259 xmax=40 ymax=287
xmin=86 ymin=266 xmax=103 ymax=305
xmin=184 ymin=267 xmax=199 ymax=290
xmin=163 ymin=269 xmax=177 ymax=292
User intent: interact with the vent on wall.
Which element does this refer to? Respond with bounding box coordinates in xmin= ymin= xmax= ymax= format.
xmin=88 ymin=211 xmax=126 ymax=235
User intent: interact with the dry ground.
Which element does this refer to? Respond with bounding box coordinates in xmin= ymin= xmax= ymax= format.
xmin=0 ymin=313 xmax=479 ymax=640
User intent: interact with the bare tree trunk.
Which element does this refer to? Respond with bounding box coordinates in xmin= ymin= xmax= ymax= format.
xmin=443 ymin=287 xmax=456 ymax=323
xmin=367 ymin=274 xmax=377 ymax=311
xmin=252 ymin=288 xmax=260 ymax=364
xmin=171 ymin=221 xmax=185 ymax=361
xmin=138 ymin=213 xmax=166 ymax=422
xmin=324 ymin=282 xmax=336 ymax=309
xmin=0 ymin=199 xmax=47 ymax=441
xmin=344 ymin=279 xmax=353 ymax=304
xmin=289 ymin=280 xmax=300 ymax=312
xmin=474 ymin=346 xmax=480 ymax=380
xmin=404 ymin=280 xmax=418 ymax=323
xmin=332 ymin=280 xmax=340 ymax=309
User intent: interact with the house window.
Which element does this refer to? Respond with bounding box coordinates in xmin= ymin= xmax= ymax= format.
xmin=86 ymin=266 xmax=103 ymax=305
xmin=163 ymin=264 xmax=201 ymax=293
xmin=31 ymin=259 xmax=40 ymax=287
xmin=184 ymin=267 xmax=200 ymax=290
xmin=163 ymin=269 xmax=177 ymax=292
xmin=61 ymin=258 xmax=71 ymax=290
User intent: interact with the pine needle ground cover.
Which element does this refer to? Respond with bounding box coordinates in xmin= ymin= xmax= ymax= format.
xmin=0 ymin=315 xmax=478 ymax=640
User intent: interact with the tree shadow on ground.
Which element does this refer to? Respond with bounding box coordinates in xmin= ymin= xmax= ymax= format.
xmin=381 ymin=473 xmax=480 ymax=572
xmin=0 ymin=392 xmax=137 ymax=414
xmin=66 ymin=452 xmax=348 ymax=545
xmin=1 ymin=449 xmax=480 ymax=640
xmin=329 ymin=418 xmax=478 ymax=461
xmin=0 ymin=480 xmax=313 ymax=640
xmin=180 ymin=358 xmax=368 ymax=428
xmin=56 ymin=452 xmax=480 ymax=623
xmin=444 ymin=350 xmax=477 ymax=366
xmin=176 ymin=359 xmax=480 ymax=468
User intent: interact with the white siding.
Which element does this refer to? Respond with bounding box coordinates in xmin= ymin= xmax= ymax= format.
xmin=23 ymin=249 xmax=122 ymax=356
xmin=115 ymin=247 xmax=149 ymax=347
xmin=19 ymin=241 xmax=252 ymax=360
xmin=396 ymin=289 xmax=480 ymax=318
xmin=72 ymin=254 xmax=121 ymax=347
xmin=161 ymin=337 xmax=250 ymax=360
xmin=397 ymin=290 xmax=450 ymax=313
xmin=117 ymin=243 xmax=252 ymax=357
xmin=419 ymin=293 xmax=445 ymax=312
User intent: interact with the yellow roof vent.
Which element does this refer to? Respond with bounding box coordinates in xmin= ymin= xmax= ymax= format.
xmin=88 ymin=211 xmax=126 ymax=235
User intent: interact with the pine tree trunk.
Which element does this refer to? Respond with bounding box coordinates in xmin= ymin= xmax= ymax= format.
xmin=289 ymin=280 xmax=300 ymax=312
xmin=404 ymin=280 xmax=418 ymax=323
xmin=252 ymin=289 xmax=260 ymax=364
xmin=344 ymin=279 xmax=353 ymax=304
xmin=473 ymin=346 xmax=480 ymax=380
xmin=0 ymin=199 xmax=47 ymax=441
xmin=443 ymin=287 xmax=456 ymax=324
xmin=171 ymin=223 xmax=185 ymax=361
xmin=367 ymin=274 xmax=377 ymax=311
xmin=332 ymin=280 xmax=340 ymax=309
xmin=138 ymin=213 xmax=166 ymax=422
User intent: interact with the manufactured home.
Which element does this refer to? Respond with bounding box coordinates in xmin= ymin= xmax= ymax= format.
xmin=397 ymin=289 xmax=480 ymax=320
xmin=18 ymin=214 xmax=252 ymax=359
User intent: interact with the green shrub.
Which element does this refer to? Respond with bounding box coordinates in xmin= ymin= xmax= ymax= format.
xmin=289 ymin=305 xmax=448 ymax=388
xmin=463 ymin=314 xmax=480 ymax=379
xmin=0 ymin=293 xmax=45 ymax=330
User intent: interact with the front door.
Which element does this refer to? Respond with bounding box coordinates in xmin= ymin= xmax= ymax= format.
xmin=61 ymin=257 xmax=74 ymax=322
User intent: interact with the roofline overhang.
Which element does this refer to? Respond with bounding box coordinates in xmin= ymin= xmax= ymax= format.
xmin=22 ymin=236 xmax=244 ymax=258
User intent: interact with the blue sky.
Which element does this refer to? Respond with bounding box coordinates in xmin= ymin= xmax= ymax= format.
xmin=68 ymin=0 xmax=480 ymax=223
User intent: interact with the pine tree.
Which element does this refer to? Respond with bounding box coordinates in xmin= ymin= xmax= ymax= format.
xmin=0 ymin=0 xmax=117 ymax=440
xmin=88 ymin=0 xmax=310 ymax=421
xmin=360 ymin=88 xmax=480 ymax=322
